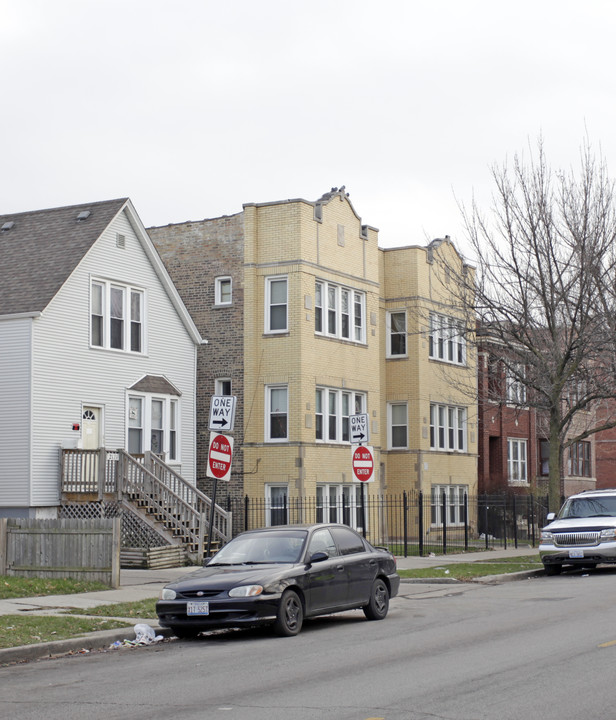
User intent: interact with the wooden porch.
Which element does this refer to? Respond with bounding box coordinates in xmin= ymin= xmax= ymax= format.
xmin=60 ymin=448 xmax=232 ymax=564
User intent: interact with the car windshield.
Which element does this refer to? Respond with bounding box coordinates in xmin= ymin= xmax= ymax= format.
xmin=208 ymin=530 xmax=308 ymax=565
xmin=558 ymin=496 xmax=616 ymax=519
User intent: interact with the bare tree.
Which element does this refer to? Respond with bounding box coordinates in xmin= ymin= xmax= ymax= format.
xmin=458 ymin=139 xmax=616 ymax=510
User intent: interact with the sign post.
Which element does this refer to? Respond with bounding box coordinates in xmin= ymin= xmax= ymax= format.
xmin=205 ymin=431 xmax=234 ymax=558
xmin=351 ymin=445 xmax=374 ymax=482
xmin=350 ymin=413 xmax=369 ymax=445
xmin=209 ymin=395 xmax=237 ymax=432
xmin=352 ymin=444 xmax=374 ymax=539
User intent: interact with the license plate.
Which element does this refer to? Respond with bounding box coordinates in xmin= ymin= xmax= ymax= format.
xmin=569 ymin=549 xmax=584 ymax=559
xmin=187 ymin=601 xmax=209 ymax=615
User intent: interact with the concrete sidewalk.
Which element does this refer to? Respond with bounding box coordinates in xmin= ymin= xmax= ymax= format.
xmin=0 ymin=546 xmax=541 ymax=665
xmin=0 ymin=546 xmax=539 ymax=617
xmin=0 ymin=546 xmax=540 ymax=617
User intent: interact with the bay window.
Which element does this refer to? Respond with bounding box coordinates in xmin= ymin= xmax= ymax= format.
xmin=315 ymin=280 xmax=365 ymax=343
xmin=265 ymin=276 xmax=288 ymax=333
xmin=127 ymin=394 xmax=180 ymax=460
xmin=266 ymin=385 xmax=288 ymax=442
xmin=430 ymin=403 xmax=467 ymax=452
xmin=429 ymin=313 xmax=466 ymax=365
xmin=315 ymin=387 xmax=366 ymax=443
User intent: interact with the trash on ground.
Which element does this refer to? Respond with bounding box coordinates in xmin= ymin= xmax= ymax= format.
xmin=109 ymin=624 xmax=163 ymax=649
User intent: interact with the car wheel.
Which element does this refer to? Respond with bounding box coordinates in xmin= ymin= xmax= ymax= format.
xmin=274 ymin=589 xmax=303 ymax=636
xmin=543 ymin=563 xmax=562 ymax=576
xmin=363 ymin=578 xmax=389 ymax=620
xmin=171 ymin=626 xmax=201 ymax=639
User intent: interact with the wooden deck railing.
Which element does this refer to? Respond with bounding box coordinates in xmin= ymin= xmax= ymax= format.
xmin=60 ymin=448 xmax=231 ymax=554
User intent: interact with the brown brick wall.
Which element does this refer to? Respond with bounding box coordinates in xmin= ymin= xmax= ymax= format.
xmin=148 ymin=214 xmax=245 ymax=503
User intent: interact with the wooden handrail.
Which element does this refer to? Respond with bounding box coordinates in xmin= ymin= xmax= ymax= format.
xmin=60 ymin=448 xmax=231 ymax=554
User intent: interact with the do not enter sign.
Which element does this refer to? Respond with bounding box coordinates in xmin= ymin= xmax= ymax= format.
xmin=352 ymin=445 xmax=374 ymax=482
xmin=207 ymin=432 xmax=233 ymax=481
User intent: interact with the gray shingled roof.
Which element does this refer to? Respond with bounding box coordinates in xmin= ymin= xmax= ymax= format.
xmin=0 ymin=198 xmax=128 ymax=317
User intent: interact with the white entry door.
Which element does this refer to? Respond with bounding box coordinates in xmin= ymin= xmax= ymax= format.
xmin=82 ymin=407 xmax=101 ymax=449
xmin=81 ymin=406 xmax=101 ymax=490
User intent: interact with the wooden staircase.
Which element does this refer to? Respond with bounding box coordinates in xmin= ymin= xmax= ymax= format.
xmin=60 ymin=448 xmax=232 ymax=563
xmin=119 ymin=450 xmax=231 ymax=561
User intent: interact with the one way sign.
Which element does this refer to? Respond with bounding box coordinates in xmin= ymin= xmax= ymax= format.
xmin=209 ymin=395 xmax=237 ymax=432
xmin=350 ymin=413 xmax=369 ymax=444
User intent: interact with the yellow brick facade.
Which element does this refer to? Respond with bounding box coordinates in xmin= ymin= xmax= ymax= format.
xmin=240 ymin=190 xmax=477 ymax=530
xmin=381 ymin=240 xmax=477 ymax=502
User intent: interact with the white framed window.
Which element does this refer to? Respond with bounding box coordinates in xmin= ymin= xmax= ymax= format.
xmin=265 ymin=276 xmax=288 ymax=333
xmin=388 ymin=402 xmax=408 ymax=449
xmin=169 ymin=400 xmax=178 ymax=461
xmin=431 ymin=485 xmax=468 ymax=526
xmin=387 ymin=311 xmax=407 ymax=357
xmin=507 ymin=438 xmax=528 ymax=484
xmin=266 ymin=385 xmax=288 ymax=442
xmin=315 ymin=280 xmax=366 ymax=343
xmin=506 ymin=364 xmax=526 ymax=405
xmin=429 ymin=313 xmax=466 ymax=365
xmin=128 ymin=396 xmax=143 ymax=454
xmin=215 ymin=378 xmax=232 ymax=396
xmin=91 ymin=278 xmax=145 ymax=354
xmin=127 ymin=393 xmax=180 ymax=460
xmin=569 ymin=441 xmax=591 ymax=477
xmin=150 ymin=399 xmax=164 ymax=454
xmin=215 ymin=276 xmax=232 ymax=306
xmin=315 ymin=387 xmax=366 ymax=443
xmin=266 ymin=484 xmax=289 ymax=526
xmin=430 ymin=404 xmax=467 ymax=452
xmin=316 ymin=484 xmax=364 ymax=531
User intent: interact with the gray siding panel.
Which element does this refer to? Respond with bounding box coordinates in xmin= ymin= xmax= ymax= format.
xmin=0 ymin=318 xmax=32 ymax=505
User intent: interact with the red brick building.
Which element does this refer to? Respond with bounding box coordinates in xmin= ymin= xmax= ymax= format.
xmin=477 ymin=343 xmax=539 ymax=495
xmin=478 ymin=337 xmax=597 ymax=500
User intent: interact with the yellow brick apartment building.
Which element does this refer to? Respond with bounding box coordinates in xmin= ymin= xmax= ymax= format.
xmin=151 ymin=188 xmax=477 ymax=539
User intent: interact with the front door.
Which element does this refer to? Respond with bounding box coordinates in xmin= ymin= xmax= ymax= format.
xmin=82 ymin=407 xmax=100 ymax=449
xmin=81 ymin=406 xmax=101 ymax=490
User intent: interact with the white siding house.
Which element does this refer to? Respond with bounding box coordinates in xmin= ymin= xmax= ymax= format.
xmin=0 ymin=198 xmax=203 ymax=518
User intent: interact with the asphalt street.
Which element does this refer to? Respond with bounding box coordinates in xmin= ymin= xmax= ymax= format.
xmin=0 ymin=546 xmax=540 ymax=665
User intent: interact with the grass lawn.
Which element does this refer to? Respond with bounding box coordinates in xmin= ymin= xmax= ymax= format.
xmin=0 ymin=575 xmax=157 ymax=652
xmin=0 ymin=616 xmax=132 ymax=650
xmin=0 ymin=575 xmax=108 ymax=600
xmin=398 ymin=555 xmax=543 ymax=581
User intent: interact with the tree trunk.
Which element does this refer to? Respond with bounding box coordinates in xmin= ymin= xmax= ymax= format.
xmin=548 ymin=410 xmax=562 ymax=513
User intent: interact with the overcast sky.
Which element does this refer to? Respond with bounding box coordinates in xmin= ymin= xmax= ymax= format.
xmin=2 ymin=0 xmax=615 ymax=254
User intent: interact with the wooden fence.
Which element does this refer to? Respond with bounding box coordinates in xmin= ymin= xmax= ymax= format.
xmin=0 ymin=518 xmax=120 ymax=588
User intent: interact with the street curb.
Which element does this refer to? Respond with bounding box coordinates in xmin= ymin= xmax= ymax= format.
xmin=0 ymin=623 xmax=172 ymax=666
xmin=2 ymin=570 xmax=546 ymax=664
xmin=400 ymin=569 xmax=544 ymax=585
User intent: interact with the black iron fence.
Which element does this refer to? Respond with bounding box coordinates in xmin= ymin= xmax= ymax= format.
xmin=221 ymin=492 xmax=550 ymax=557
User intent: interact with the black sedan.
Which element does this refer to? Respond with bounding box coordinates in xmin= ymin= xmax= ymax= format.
xmin=156 ymin=523 xmax=400 ymax=637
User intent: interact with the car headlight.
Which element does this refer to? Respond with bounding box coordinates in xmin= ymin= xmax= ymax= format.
xmin=540 ymin=531 xmax=553 ymax=543
xmin=160 ymin=588 xmax=177 ymax=600
xmin=600 ymin=528 xmax=616 ymax=540
xmin=228 ymin=585 xmax=264 ymax=597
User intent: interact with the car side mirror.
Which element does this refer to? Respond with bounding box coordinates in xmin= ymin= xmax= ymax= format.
xmin=308 ymin=551 xmax=329 ymax=564
xmin=546 ymin=512 xmax=555 ymax=521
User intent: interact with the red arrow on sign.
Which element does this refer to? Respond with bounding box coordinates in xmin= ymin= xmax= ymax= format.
xmin=207 ymin=433 xmax=233 ymax=481
xmin=352 ymin=445 xmax=374 ymax=482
